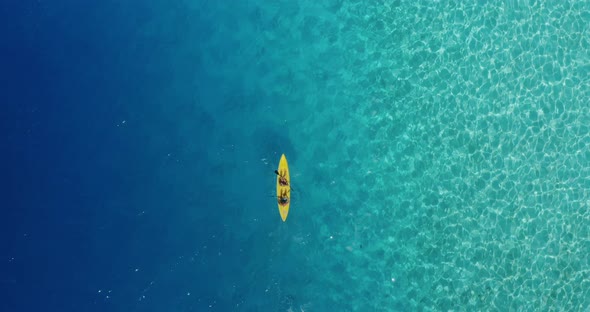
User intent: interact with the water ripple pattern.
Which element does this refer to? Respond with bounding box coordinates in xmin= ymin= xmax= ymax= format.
xmin=223 ymin=0 xmax=590 ymax=310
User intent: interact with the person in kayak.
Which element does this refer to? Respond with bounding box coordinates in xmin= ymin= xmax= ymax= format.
xmin=278 ymin=189 xmax=289 ymax=206
xmin=275 ymin=170 xmax=289 ymax=186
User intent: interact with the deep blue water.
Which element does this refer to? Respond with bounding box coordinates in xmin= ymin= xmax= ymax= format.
xmin=2 ymin=1 xmax=256 ymax=311
xmin=4 ymin=0 xmax=590 ymax=311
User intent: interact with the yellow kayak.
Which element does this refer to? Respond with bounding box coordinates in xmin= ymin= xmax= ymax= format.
xmin=276 ymin=154 xmax=291 ymax=221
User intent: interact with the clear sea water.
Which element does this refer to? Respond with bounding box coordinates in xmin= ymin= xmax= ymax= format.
xmin=2 ymin=0 xmax=590 ymax=311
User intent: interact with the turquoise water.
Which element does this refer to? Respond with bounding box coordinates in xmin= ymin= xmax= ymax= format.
xmin=4 ymin=0 xmax=590 ymax=311
xmin=226 ymin=1 xmax=590 ymax=310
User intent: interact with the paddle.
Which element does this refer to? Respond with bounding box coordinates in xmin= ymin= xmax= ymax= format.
xmin=274 ymin=170 xmax=295 ymax=192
